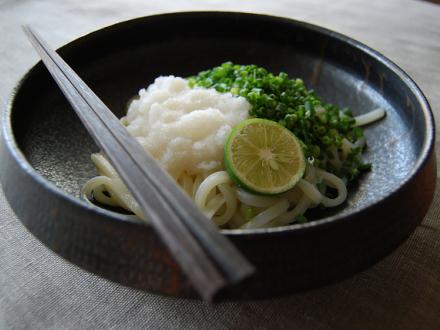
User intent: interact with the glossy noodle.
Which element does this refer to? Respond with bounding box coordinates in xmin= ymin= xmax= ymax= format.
xmin=82 ymin=74 xmax=384 ymax=229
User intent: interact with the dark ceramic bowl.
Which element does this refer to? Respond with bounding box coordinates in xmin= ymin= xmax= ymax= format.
xmin=1 ymin=12 xmax=436 ymax=300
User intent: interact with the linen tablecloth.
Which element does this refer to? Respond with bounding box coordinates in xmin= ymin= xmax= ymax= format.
xmin=1 ymin=0 xmax=439 ymax=328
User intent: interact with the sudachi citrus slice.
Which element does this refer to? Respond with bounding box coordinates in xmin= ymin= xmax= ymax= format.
xmin=225 ymin=118 xmax=306 ymax=195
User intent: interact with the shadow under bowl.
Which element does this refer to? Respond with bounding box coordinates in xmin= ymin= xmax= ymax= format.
xmin=0 ymin=12 xmax=436 ymax=300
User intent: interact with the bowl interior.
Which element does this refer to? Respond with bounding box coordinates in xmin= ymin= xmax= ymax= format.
xmin=10 ymin=13 xmax=428 ymax=223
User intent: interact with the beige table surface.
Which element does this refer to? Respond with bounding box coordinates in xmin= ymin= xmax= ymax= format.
xmin=1 ymin=0 xmax=439 ymax=329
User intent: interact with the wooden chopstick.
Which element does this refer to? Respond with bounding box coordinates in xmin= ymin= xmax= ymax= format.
xmin=23 ymin=25 xmax=254 ymax=301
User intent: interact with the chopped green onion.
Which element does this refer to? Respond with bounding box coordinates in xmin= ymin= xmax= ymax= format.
xmin=189 ymin=62 xmax=371 ymax=181
xmin=295 ymin=214 xmax=308 ymax=223
xmin=244 ymin=207 xmax=253 ymax=220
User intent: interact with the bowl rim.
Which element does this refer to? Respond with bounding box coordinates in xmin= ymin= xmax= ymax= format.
xmin=2 ymin=11 xmax=435 ymax=237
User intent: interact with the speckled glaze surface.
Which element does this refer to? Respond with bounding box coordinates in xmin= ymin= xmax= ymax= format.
xmin=0 ymin=12 xmax=436 ymax=300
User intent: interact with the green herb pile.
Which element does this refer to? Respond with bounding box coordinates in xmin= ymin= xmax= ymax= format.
xmin=188 ymin=62 xmax=370 ymax=181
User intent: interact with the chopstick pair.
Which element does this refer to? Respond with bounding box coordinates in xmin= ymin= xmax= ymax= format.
xmin=23 ymin=25 xmax=254 ymax=301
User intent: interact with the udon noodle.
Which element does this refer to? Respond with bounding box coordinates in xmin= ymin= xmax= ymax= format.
xmin=82 ymin=146 xmax=352 ymax=229
xmin=81 ymin=76 xmax=385 ymax=229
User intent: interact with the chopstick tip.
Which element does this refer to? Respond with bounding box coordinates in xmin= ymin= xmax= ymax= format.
xmin=22 ymin=24 xmax=36 ymax=41
xmin=22 ymin=24 xmax=32 ymax=33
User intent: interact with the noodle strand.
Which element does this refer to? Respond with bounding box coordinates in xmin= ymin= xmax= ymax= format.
xmin=83 ymin=154 xmax=349 ymax=229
